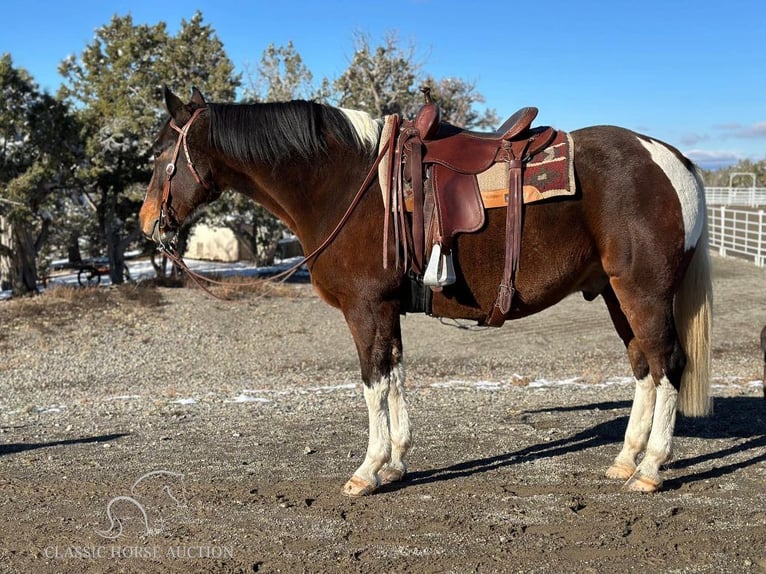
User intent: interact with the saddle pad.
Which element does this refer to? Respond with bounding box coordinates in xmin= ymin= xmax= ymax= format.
xmin=378 ymin=116 xmax=575 ymax=210
xmin=476 ymin=130 xmax=575 ymax=206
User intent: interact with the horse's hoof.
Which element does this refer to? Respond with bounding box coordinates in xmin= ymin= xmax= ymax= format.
xmin=606 ymin=461 xmax=636 ymax=481
xmin=378 ymin=466 xmax=406 ymax=485
xmin=624 ymin=470 xmax=662 ymax=493
xmin=342 ymin=475 xmax=378 ymax=497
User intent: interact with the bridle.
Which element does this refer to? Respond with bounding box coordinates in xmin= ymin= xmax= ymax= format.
xmin=157 ymin=107 xmax=214 ymax=246
xmin=149 ymin=106 xmax=395 ymax=300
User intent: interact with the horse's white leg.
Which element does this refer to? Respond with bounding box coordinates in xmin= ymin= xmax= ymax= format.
xmin=625 ymin=376 xmax=678 ymax=492
xmin=342 ymin=376 xmax=391 ymax=497
xmin=606 ymin=373 xmax=656 ymax=480
xmin=379 ymin=359 xmax=412 ymax=484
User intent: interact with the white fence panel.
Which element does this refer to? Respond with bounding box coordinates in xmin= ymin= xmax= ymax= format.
xmin=705 ymin=187 xmax=766 ymax=207
xmin=706 ymin=206 xmax=765 ymax=267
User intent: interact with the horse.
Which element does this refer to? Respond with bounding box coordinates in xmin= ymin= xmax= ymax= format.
xmin=139 ymin=87 xmax=712 ymax=496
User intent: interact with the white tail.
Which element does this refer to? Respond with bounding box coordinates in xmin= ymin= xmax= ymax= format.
xmin=674 ymin=219 xmax=713 ymax=417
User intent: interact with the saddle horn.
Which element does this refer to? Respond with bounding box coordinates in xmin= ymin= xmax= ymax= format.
xmin=415 ymin=86 xmax=440 ymax=140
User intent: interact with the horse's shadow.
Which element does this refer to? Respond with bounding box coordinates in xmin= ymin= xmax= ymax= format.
xmin=387 ymin=396 xmax=765 ymax=492
xmin=0 ymin=433 xmax=128 ymax=456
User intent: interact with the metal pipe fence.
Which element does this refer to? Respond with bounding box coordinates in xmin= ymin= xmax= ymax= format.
xmin=704 ymin=184 xmax=766 ymax=267
xmin=706 ymin=205 xmax=765 ymax=267
xmin=705 ymin=186 xmax=766 ymax=207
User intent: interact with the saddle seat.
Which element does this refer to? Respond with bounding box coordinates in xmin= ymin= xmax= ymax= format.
xmin=410 ymin=91 xmax=551 ymax=177
xmin=456 ymin=106 xmax=538 ymax=142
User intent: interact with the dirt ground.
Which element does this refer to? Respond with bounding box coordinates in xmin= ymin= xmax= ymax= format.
xmin=0 ymin=253 xmax=764 ymax=574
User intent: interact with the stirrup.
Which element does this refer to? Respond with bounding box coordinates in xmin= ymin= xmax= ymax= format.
xmin=423 ymin=243 xmax=456 ymax=287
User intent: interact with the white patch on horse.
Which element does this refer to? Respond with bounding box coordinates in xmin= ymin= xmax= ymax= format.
xmin=352 ymin=378 xmax=391 ymax=486
xmin=637 ymin=137 xmax=704 ymax=251
xmin=632 ymin=376 xmax=678 ymax=487
xmin=617 ymin=373 xmax=656 ymax=466
xmin=386 ymin=362 xmax=411 ymax=476
xmin=339 ymin=108 xmax=383 ymax=151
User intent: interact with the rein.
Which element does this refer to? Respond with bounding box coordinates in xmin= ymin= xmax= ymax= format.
xmin=155 ymin=109 xmax=395 ymax=300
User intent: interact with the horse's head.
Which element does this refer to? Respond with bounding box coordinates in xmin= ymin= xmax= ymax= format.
xmin=139 ymin=87 xmax=220 ymax=248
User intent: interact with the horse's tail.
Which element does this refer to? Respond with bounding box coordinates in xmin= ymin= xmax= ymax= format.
xmin=675 ymin=181 xmax=713 ymax=417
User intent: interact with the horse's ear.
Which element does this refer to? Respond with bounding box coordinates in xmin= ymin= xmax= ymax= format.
xmin=190 ymin=87 xmax=207 ymax=106
xmin=164 ymin=85 xmax=190 ymax=124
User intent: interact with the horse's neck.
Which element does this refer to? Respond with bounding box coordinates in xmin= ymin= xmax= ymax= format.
xmin=220 ymin=150 xmax=373 ymax=247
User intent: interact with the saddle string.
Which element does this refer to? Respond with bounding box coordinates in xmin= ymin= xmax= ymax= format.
xmin=391 ymin=125 xmax=420 ymax=271
xmin=382 ymin=114 xmax=400 ymax=270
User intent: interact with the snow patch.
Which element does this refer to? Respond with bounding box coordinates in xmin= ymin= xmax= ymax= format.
xmin=430 ymin=377 xmax=634 ymax=391
xmin=228 ymin=394 xmax=271 ymax=404
xmin=173 ymin=398 xmax=197 ymax=405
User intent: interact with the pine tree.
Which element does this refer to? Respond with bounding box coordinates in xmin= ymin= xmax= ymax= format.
xmin=1 ymin=54 xmax=80 ymax=295
xmin=58 ymin=12 xmax=240 ymax=283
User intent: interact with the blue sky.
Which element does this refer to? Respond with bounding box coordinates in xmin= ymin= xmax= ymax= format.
xmin=3 ymin=0 xmax=764 ymax=169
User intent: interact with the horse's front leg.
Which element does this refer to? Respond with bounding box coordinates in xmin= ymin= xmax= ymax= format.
xmin=341 ymin=300 xmax=412 ymax=497
xmin=378 ymin=351 xmax=411 ymax=485
xmin=342 ymin=375 xmax=391 ymax=497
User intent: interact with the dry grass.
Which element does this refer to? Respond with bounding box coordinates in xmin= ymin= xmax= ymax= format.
xmin=0 ymin=276 xmax=308 ymax=329
xmin=116 ymin=282 xmax=164 ymax=307
xmin=0 ymin=283 xmax=162 ymax=329
xmin=209 ymin=276 xmax=311 ymax=300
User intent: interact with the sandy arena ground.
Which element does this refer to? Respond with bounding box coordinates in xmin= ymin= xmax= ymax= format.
xmin=0 ymin=253 xmax=764 ymax=573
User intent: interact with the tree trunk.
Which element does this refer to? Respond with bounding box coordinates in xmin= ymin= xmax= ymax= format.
xmin=105 ymin=218 xmax=125 ymax=284
xmin=102 ymin=190 xmax=126 ymax=285
xmin=67 ymin=232 xmax=83 ymax=264
xmin=11 ymin=219 xmax=39 ymax=295
xmin=0 ymin=215 xmax=11 ymax=291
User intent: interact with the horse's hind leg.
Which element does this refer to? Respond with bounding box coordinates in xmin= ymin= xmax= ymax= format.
xmin=341 ymin=300 xmax=412 ymax=497
xmin=601 ymin=286 xmax=656 ymax=481
xmin=608 ymin=277 xmax=685 ymax=492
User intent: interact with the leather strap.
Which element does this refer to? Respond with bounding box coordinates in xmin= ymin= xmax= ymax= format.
xmin=382 ymin=115 xmax=400 ymax=270
xmin=410 ymin=140 xmax=425 ymax=274
xmin=485 ymin=142 xmax=530 ymax=327
xmin=160 ymin=107 xmax=211 ymax=233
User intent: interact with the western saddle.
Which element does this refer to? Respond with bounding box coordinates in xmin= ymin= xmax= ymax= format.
xmin=388 ymin=87 xmax=557 ymax=326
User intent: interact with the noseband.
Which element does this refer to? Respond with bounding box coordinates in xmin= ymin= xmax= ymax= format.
xmin=158 ymin=107 xmax=214 ymax=241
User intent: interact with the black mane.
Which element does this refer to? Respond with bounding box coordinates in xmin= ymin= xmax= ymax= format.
xmin=207 ymin=101 xmax=372 ymax=165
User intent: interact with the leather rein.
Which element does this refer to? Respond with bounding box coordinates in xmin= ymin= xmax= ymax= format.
xmin=155 ymin=108 xmax=395 ymax=298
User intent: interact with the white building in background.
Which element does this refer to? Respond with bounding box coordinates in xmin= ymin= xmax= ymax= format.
xmin=185 ymin=223 xmax=242 ymax=262
xmin=185 ymin=223 xmax=303 ymax=263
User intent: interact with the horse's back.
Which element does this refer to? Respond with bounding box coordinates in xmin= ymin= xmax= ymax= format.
xmin=430 ymin=125 xmax=703 ymax=322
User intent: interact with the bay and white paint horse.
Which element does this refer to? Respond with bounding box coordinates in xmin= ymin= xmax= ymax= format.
xmin=140 ymin=88 xmax=712 ymax=495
